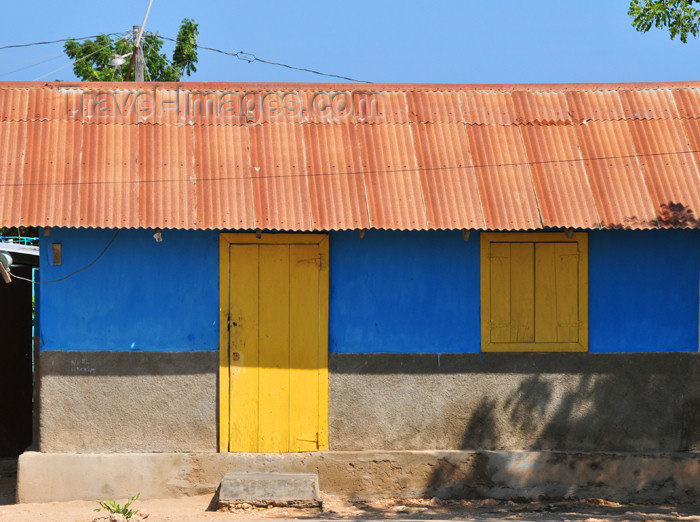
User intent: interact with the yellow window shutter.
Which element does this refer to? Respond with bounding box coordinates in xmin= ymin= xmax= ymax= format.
xmin=481 ymin=232 xmax=588 ymax=353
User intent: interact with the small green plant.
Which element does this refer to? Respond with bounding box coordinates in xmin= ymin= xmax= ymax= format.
xmin=94 ymin=493 xmax=140 ymax=518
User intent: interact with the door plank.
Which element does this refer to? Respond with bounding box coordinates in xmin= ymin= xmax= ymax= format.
xmin=289 ymin=244 xmax=321 ymax=451
xmin=317 ymin=236 xmax=330 ymax=450
xmin=258 ymin=244 xmax=291 ymax=452
xmin=228 ymin=244 xmax=260 ymax=451
xmin=219 ymin=237 xmax=231 ymax=452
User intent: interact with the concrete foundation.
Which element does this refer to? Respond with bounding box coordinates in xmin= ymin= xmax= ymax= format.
xmin=17 ymin=450 xmax=700 ymax=504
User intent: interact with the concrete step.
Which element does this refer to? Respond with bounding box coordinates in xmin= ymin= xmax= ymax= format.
xmin=218 ymin=471 xmax=321 ymax=510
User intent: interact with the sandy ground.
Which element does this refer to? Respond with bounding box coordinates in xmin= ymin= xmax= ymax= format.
xmin=3 ymin=492 xmax=700 ymax=521
xmin=3 ymin=462 xmax=700 ymax=521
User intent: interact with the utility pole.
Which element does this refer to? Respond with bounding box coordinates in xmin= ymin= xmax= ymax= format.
xmin=123 ymin=0 xmax=153 ymax=81
xmin=124 ymin=25 xmax=146 ymax=81
xmin=133 ymin=25 xmax=145 ymax=81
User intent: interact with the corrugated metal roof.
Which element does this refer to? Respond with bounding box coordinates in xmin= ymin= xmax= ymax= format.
xmin=575 ymin=120 xmax=656 ymax=229
xmin=412 ymin=122 xmax=484 ymax=229
xmin=521 ymin=125 xmax=600 ymax=228
xmin=249 ymin=123 xmax=313 ymax=230
xmin=357 ymin=123 xmax=426 ymax=230
xmin=303 ymin=123 xmax=369 ymax=230
xmin=628 ymin=119 xmax=700 ymax=228
xmin=2 ymin=81 xmax=700 ymax=231
xmin=0 ymin=121 xmax=26 ymax=225
xmin=466 ymin=124 xmax=541 ymax=230
xmin=193 ymin=124 xmax=255 ymax=230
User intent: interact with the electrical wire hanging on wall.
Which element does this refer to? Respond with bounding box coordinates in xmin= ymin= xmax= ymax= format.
xmin=10 ymin=230 xmax=121 ymax=285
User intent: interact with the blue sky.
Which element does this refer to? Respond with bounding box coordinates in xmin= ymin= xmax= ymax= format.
xmin=1 ymin=1 xmax=697 ymax=84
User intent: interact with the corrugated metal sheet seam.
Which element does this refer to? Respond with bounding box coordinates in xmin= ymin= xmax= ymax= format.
xmin=1 ymin=82 xmax=700 ymax=231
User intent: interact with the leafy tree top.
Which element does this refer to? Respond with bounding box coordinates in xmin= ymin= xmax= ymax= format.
xmin=629 ymin=0 xmax=700 ymax=43
xmin=64 ymin=18 xmax=198 ymax=81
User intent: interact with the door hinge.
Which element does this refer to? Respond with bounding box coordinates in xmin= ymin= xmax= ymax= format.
xmin=296 ymin=432 xmax=319 ymax=444
xmin=557 ymin=321 xmax=582 ymax=328
xmin=298 ymin=254 xmax=323 ymax=269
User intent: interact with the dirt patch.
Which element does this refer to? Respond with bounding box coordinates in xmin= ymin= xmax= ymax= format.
xmin=2 ymin=494 xmax=700 ymax=522
xmin=311 ymin=495 xmax=700 ymax=521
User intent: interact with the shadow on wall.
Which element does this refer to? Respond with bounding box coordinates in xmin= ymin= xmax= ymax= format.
xmin=423 ymin=358 xmax=700 ymax=499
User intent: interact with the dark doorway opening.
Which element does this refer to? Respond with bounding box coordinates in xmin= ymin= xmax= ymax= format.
xmin=0 ymin=265 xmax=34 ymax=458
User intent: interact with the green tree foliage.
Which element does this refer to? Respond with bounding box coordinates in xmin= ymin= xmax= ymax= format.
xmin=629 ymin=0 xmax=700 ymax=42
xmin=0 ymin=227 xmax=38 ymax=242
xmin=64 ymin=18 xmax=199 ymax=81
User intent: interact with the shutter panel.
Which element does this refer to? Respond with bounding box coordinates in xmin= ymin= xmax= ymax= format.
xmin=555 ymin=242 xmax=580 ymax=342
xmin=489 ymin=243 xmax=511 ymax=343
xmin=535 ymin=243 xmax=557 ymax=342
xmin=510 ymin=242 xmax=534 ymax=342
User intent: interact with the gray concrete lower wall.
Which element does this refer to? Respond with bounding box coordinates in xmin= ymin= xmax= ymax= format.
xmin=329 ymin=353 xmax=700 ymax=452
xmin=39 ymin=351 xmax=700 ymax=453
xmin=39 ymin=351 xmax=218 ymax=453
xmin=17 ymin=450 xmax=700 ymax=503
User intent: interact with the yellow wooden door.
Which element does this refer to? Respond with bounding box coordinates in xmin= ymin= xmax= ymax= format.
xmin=219 ymin=234 xmax=329 ymax=452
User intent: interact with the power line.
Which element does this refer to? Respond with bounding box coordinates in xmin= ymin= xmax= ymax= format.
xmin=0 ymin=147 xmax=697 ymax=189
xmin=160 ymin=36 xmax=372 ymax=83
xmin=10 ymin=230 xmax=120 ymax=285
xmin=0 ymin=33 xmax=125 ymax=51
xmin=32 ymin=33 xmax=130 ymax=81
xmin=0 ymin=50 xmax=65 ymax=71
xmin=0 ymin=51 xmax=65 ymax=77
xmin=142 ymin=39 xmax=182 ymax=80
xmin=1 ymin=33 xmax=371 ymax=82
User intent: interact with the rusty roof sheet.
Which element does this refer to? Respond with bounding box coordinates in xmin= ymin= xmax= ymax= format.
xmin=0 ymin=121 xmax=26 ymax=225
xmin=302 ymin=123 xmax=369 ymax=230
xmin=466 ymin=124 xmax=541 ymax=230
xmin=413 ymin=122 xmax=484 ymax=229
xmin=521 ymin=125 xmax=600 ymax=229
xmin=575 ymin=120 xmax=657 ymax=229
xmin=2 ymin=81 xmax=700 ymax=231
xmin=249 ymin=123 xmax=313 ymax=230
xmin=357 ymin=123 xmax=426 ymax=230
xmin=194 ymin=124 xmax=255 ymax=230
xmin=565 ymin=89 xmax=626 ymax=123
xmin=628 ymin=119 xmax=700 ymax=228
xmin=139 ymin=123 xmax=196 ymax=229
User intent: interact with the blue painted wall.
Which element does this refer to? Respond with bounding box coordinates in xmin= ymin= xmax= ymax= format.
xmin=329 ymin=230 xmax=481 ymax=353
xmin=40 ymin=228 xmax=219 ymax=351
xmin=39 ymin=228 xmax=700 ymax=353
xmin=588 ymin=229 xmax=700 ymax=353
xmin=332 ymin=229 xmax=700 ymax=352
